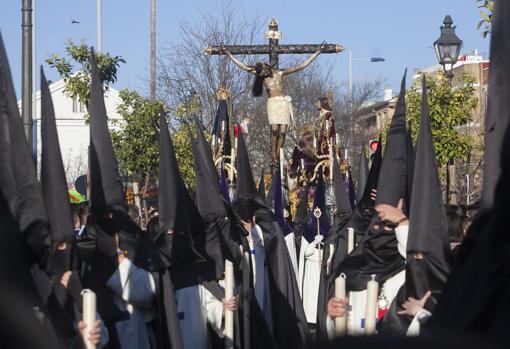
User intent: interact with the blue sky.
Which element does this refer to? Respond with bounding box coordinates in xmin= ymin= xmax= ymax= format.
xmin=1 ymin=0 xmax=490 ymax=98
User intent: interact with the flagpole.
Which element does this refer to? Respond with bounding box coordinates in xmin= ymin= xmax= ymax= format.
xmin=97 ymin=0 xmax=102 ymax=52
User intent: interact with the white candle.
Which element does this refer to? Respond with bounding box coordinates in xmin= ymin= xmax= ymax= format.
xmin=347 ymin=227 xmax=355 ymax=254
xmin=242 ymin=251 xmax=251 ymax=345
xmin=344 ymin=149 xmax=348 ymax=161
xmin=313 ymin=137 xmax=317 ymax=149
xmin=224 ymin=260 xmax=234 ymax=349
xmin=280 ymin=148 xmax=285 ymax=181
xmin=82 ymin=289 xmax=97 ymax=349
xmin=334 ymin=273 xmax=347 ymax=336
xmin=212 ymin=136 xmax=216 ymax=147
xmin=325 ymin=119 xmax=329 ymax=132
xmin=336 ymin=133 xmax=340 ymax=145
xmin=300 ymin=158 xmax=305 ymax=170
xmin=364 ymin=275 xmax=379 ymax=335
xmin=221 ymin=120 xmax=226 ymax=132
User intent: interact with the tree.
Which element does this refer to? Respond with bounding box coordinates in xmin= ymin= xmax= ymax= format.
xmin=407 ymin=72 xmax=479 ymax=203
xmin=110 ymin=89 xmax=163 ymax=182
xmin=407 ymin=73 xmax=478 ymax=167
xmin=110 ymin=89 xmax=200 ymax=189
xmin=46 ymin=39 xmax=125 ymax=107
xmin=476 ymin=0 xmax=494 ymax=38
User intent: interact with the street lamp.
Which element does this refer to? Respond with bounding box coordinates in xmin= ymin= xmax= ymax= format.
xmin=434 ymin=15 xmax=463 ymax=206
xmin=348 ymin=51 xmax=385 ymax=158
xmin=433 ymin=15 xmax=463 ymax=80
xmin=348 ymin=51 xmax=385 ymax=101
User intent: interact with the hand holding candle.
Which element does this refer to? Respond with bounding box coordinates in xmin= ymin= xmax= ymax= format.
xmin=334 ymin=274 xmax=347 ymax=336
xmin=81 ymin=289 xmax=97 ymax=349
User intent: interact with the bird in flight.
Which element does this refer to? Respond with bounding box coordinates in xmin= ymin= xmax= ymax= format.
xmin=71 ymin=18 xmax=80 ymax=24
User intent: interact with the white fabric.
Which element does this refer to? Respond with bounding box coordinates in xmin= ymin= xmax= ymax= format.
xmin=248 ymin=225 xmax=273 ymax=331
xmin=175 ymin=285 xmax=225 ymax=349
xmin=298 ymin=237 xmax=323 ymax=324
xmin=267 ymin=95 xmax=293 ymax=125
xmin=326 ymin=270 xmax=406 ymax=337
xmin=106 ymin=258 xmax=156 ymax=349
xmin=284 ymin=232 xmax=298 ymax=278
xmin=395 ymin=224 xmax=409 ymax=259
xmin=406 ymin=308 xmax=432 ymax=336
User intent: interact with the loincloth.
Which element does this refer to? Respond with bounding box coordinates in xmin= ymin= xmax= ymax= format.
xmin=267 ymin=96 xmax=293 ymax=126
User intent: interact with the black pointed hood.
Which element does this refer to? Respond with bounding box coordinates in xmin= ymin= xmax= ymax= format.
xmin=375 ymin=71 xmax=410 ymax=209
xmin=40 ymin=68 xmax=75 ymax=275
xmin=235 ymin=131 xmax=257 ymax=199
xmin=213 ymin=99 xmax=232 ymax=156
xmin=88 ymin=51 xmax=126 ymax=215
xmin=158 ymin=112 xmax=194 ymax=234
xmin=272 ymin=163 xmax=293 ymax=236
xmin=304 ymin=172 xmax=330 ymax=242
xmin=232 ymin=130 xmax=266 ymax=221
xmin=407 ymin=78 xmax=449 ymax=268
xmin=0 ymin=31 xmax=51 ymax=265
xmin=357 ymin=144 xmax=369 ymax=203
xmin=378 ymin=78 xmax=450 ymax=335
xmin=333 ymin=155 xmax=351 ymax=215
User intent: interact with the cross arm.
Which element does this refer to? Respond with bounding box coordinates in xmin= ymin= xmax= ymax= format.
xmin=204 ymin=43 xmax=344 ymax=56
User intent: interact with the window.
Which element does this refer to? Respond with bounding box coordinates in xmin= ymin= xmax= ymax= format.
xmin=72 ymin=98 xmax=86 ymax=113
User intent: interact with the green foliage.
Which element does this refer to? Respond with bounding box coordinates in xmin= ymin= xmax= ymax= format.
xmin=110 ymin=89 xmax=198 ymax=188
xmin=406 ymin=72 xmax=478 ymax=168
xmin=172 ymin=124 xmax=198 ymax=189
xmin=110 ymin=89 xmax=163 ymax=182
xmin=45 ymin=39 xmax=125 ymax=107
xmin=476 ymin=0 xmax=494 ymax=38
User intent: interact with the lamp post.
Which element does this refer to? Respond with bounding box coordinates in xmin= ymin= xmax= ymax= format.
xmin=433 ymin=15 xmax=462 ymax=81
xmin=348 ymin=51 xmax=385 ymax=157
xmin=434 ymin=15 xmax=463 ymax=205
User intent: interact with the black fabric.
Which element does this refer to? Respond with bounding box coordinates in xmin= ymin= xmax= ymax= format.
xmin=234 ymin=131 xmax=257 ymax=199
xmin=212 ymin=99 xmax=232 ymax=156
xmin=304 ymin=172 xmax=330 ymax=243
xmin=375 ymin=71 xmax=409 ymax=209
xmin=379 ymin=79 xmax=449 ymax=335
xmin=0 ymin=31 xmax=51 ymax=270
xmin=427 ymin=2 xmax=510 ymax=343
xmin=88 ymin=52 xmax=127 ymax=216
xmin=40 ymin=68 xmax=75 ymax=276
xmin=193 ymin=118 xmax=242 ymax=267
xmin=255 ymin=209 xmax=312 ymax=349
xmin=270 ymin=162 xmax=293 ymax=236
xmin=357 ymin=143 xmax=369 ymax=203
xmin=333 ymin=154 xmax=352 ymax=215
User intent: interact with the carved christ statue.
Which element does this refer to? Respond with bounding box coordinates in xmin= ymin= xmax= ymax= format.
xmin=223 ymin=44 xmax=325 ymax=172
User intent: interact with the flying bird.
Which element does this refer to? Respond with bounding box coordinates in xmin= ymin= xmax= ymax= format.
xmin=71 ymin=18 xmax=80 ymax=24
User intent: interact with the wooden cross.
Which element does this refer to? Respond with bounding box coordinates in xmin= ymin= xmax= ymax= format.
xmin=204 ymin=19 xmax=344 ymax=68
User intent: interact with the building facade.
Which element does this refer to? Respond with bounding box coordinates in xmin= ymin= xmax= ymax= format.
xmin=18 ymin=78 xmax=123 ymax=181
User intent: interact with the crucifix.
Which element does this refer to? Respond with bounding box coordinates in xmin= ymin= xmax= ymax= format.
xmin=205 ymin=19 xmax=344 ymax=173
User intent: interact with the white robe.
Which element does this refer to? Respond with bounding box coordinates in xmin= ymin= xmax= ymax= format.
xmin=326 ymin=225 xmax=409 ymax=337
xmin=174 ymin=285 xmax=225 ymax=349
xmin=247 ymin=224 xmax=273 ymax=331
xmin=284 ymin=232 xmax=298 ymax=278
xmin=106 ymin=258 xmax=156 ymax=349
xmin=298 ymin=238 xmax=323 ymax=324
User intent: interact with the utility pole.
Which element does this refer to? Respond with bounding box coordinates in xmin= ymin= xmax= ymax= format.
xmin=97 ymin=0 xmax=102 ymax=52
xmin=21 ymin=0 xmax=33 ymax=146
xmin=150 ymin=0 xmax=156 ymax=100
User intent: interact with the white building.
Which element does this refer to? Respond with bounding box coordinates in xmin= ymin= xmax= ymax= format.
xmin=18 ymin=78 xmax=123 ymax=180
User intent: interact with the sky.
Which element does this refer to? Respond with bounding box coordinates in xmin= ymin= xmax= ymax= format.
xmin=0 ymin=0 xmax=490 ymax=99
